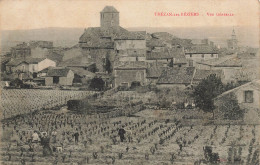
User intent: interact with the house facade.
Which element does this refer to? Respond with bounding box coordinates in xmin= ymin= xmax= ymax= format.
xmin=27 ymin=58 xmax=56 ymax=73
xmin=214 ymin=80 xmax=260 ymax=123
xmin=195 ymin=56 xmax=242 ymax=83
xmin=185 ymin=45 xmax=218 ymax=61
xmin=156 ymin=67 xmax=196 ymax=89
xmin=114 ymin=62 xmax=146 ymax=88
xmin=45 ymin=67 xmax=74 ymax=86
xmin=11 ymin=41 xmax=53 ymax=59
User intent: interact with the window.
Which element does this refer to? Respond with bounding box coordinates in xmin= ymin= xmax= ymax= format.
xmin=244 ymin=90 xmax=253 ymax=103
xmin=211 ymin=54 xmax=214 ymax=57
xmin=190 ymin=54 xmax=192 ymax=58
xmin=32 ymin=65 xmax=35 ymax=71
xmin=202 ymin=54 xmax=204 ymax=58
xmin=53 ymin=76 xmax=59 ymax=84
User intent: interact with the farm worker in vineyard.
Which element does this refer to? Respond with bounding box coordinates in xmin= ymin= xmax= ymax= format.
xmin=40 ymin=132 xmax=52 ymax=156
xmin=118 ymin=126 xmax=126 ymax=142
xmin=51 ymin=130 xmax=57 ymax=143
xmin=32 ymin=131 xmax=40 ymax=143
xmin=73 ymin=129 xmax=79 ymax=144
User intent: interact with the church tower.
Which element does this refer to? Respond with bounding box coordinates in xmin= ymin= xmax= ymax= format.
xmin=227 ymin=27 xmax=238 ymax=50
xmin=100 ymin=6 xmax=119 ymax=28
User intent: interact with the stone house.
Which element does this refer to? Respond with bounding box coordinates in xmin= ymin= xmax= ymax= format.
xmin=6 ymin=58 xmax=56 ymax=78
xmin=156 ymin=67 xmax=196 ymax=89
xmin=214 ymin=80 xmax=260 ymax=123
xmin=78 ymin=6 xmax=146 ymax=73
xmin=59 ymin=56 xmax=94 ymax=71
xmin=114 ymin=62 xmax=146 ymax=88
xmin=45 ymin=67 xmax=74 ymax=86
xmin=146 ymin=47 xmax=187 ymax=68
xmin=6 ymin=59 xmax=29 ymax=73
xmin=26 ymin=58 xmax=56 ymax=76
xmin=192 ymin=69 xmax=224 ymax=85
xmin=185 ymin=45 xmax=218 ymax=61
xmin=11 ymin=41 xmax=53 ymax=59
xmin=194 ymin=55 xmax=242 ymax=83
xmin=146 ymin=65 xmax=164 ymax=85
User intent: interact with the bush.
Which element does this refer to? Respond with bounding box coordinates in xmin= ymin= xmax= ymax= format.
xmin=89 ymin=77 xmax=105 ymax=91
xmin=10 ymin=78 xmax=23 ymax=88
xmin=130 ymin=81 xmax=141 ymax=89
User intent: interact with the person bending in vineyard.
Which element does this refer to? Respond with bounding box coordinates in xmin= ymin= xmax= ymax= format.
xmin=40 ymin=132 xmax=53 ymax=156
xmin=118 ymin=126 xmax=126 ymax=142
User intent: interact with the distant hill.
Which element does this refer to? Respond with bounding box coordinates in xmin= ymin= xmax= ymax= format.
xmin=1 ymin=26 xmax=258 ymax=52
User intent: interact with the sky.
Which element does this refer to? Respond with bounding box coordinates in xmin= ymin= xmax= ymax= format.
xmin=0 ymin=0 xmax=259 ymax=30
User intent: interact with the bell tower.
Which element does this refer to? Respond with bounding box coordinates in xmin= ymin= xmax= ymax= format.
xmin=227 ymin=27 xmax=238 ymax=50
xmin=100 ymin=6 xmax=119 ymax=28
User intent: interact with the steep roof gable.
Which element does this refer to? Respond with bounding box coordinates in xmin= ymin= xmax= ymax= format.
xmin=101 ymin=6 xmax=119 ymax=13
xmin=46 ymin=67 xmax=71 ymax=77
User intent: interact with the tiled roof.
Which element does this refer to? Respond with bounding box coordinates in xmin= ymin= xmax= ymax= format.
xmin=46 ymin=67 xmax=71 ymax=77
xmin=38 ymin=66 xmax=54 ymax=73
xmin=6 ymin=58 xmax=48 ymax=66
xmin=147 ymin=48 xmax=186 ymax=62
xmin=26 ymin=58 xmax=46 ymax=64
xmin=157 ymin=67 xmax=195 ymax=84
xmin=114 ymin=31 xmax=146 ymax=40
xmin=169 ymin=48 xmax=187 ymax=64
xmin=59 ymin=56 xmax=94 ymax=67
xmin=101 ymin=6 xmax=119 ymax=13
xmin=146 ymin=48 xmax=170 ymax=60
xmin=215 ymin=80 xmax=260 ymax=100
xmin=6 ymin=59 xmax=28 ymax=66
xmin=114 ymin=61 xmax=146 ymax=70
xmin=68 ymin=67 xmax=95 ymax=77
xmin=79 ymin=26 xmax=145 ymax=48
xmin=151 ymin=32 xmax=175 ymax=40
xmin=185 ymin=45 xmax=218 ymax=54
xmin=193 ymin=69 xmax=223 ymax=81
xmin=46 ymin=51 xmax=64 ymax=64
xmin=146 ymin=38 xmax=166 ymax=48
xmin=146 ymin=66 xmax=163 ymax=78
xmin=215 ymin=58 xmax=242 ymax=67
xmin=196 ymin=55 xmax=242 ymax=67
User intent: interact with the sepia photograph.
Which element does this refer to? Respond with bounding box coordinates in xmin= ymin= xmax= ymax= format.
xmin=0 ymin=0 xmax=259 ymax=164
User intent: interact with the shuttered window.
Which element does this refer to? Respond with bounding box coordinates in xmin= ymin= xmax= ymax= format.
xmin=244 ymin=90 xmax=253 ymax=103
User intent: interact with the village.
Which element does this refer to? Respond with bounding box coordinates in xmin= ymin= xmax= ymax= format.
xmin=0 ymin=5 xmax=259 ymax=165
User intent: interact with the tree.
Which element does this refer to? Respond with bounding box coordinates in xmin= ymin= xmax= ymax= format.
xmin=218 ymin=93 xmax=244 ymax=120
xmin=104 ymin=55 xmax=112 ymax=73
xmin=89 ymin=77 xmax=105 ymax=91
xmin=193 ymin=74 xmax=224 ymax=116
xmin=10 ymin=78 xmax=24 ymax=88
xmin=89 ymin=64 xmax=98 ymax=73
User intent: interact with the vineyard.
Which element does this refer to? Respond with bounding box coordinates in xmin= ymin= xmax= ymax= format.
xmin=1 ymin=89 xmax=96 ymax=119
xmin=1 ymin=109 xmax=259 ymax=165
xmin=0 ymin=89 xmax=259 ymax=164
